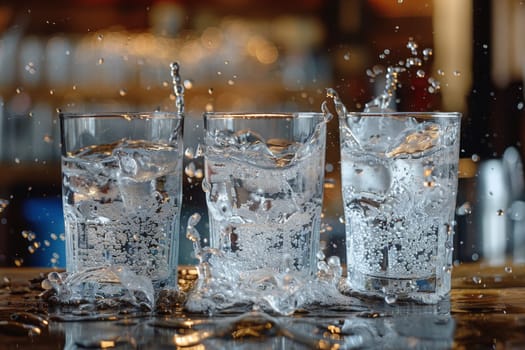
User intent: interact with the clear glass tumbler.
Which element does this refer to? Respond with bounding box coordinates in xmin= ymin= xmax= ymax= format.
xmin=339 ymin=111 xmax=461 ymax=303
xmin=59 ymin=112 xmax=184 ymax=290
xmin=202 ymin=112 xmax=327 ymax=276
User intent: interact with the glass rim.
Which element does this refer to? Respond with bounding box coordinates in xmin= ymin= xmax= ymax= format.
xmin=59 ymin=111 xmax=183 ymax=120
xmin=203 ymin=112 xmax=326 ymax=120
xmin=342 ymin=111 xmax=462 ymax=119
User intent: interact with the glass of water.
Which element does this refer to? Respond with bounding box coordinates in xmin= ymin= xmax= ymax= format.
xmin=202 ymin=112 xmax=327 ymax=277
xmin=59 ymin=112 xmax=184 ymax=290
xmin=339 ymin=111 xmax=461 ymax=303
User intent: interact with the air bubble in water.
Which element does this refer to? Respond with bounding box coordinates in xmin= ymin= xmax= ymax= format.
xmin=471 ymin=154 xmax=480 ymax=162
xmin=119 ymin=89 xmax=127 ymax=96
xmin=453 ymin=70 xmax=461 ymax=77
xmin=416 ymin=69 xmax=425 ymax=78
xmin=505 ymin=266 xmax=513 ymax=273
xmin=97 ymin=34 xmax=104 ymax=41
xmin=518 ymin=102 xmax=524 ymax=110
xmin=422 ymin=48 xmax=433 ymax=57
xmin=472 ymin=276 xmax=482 ymax=284
xmin=208 ymin=88 xmax=214 ymax=95
xmin=343 ymin=52 xmax=350 ymax=60
xmin=497 ymin=209 xmax=504 ymax=216
xmin=97 ymin=58 xmax=104 ymax=65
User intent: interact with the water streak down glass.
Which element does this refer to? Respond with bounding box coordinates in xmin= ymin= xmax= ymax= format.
xmin=339 ymin=112 xmax=461 ymax=303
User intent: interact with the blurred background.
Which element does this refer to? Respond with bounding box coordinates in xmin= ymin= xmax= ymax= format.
xmin=0 ymin=0 xmax=524 ymax=268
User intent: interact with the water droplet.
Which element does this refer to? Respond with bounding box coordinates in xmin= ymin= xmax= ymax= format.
xmin=25 ymin=62 xmax=37 ymax=74
xmin=384 ymin=295 xmax=397 ymax=304
xmin=184 ymin=147 xmax=195 ymax=159
xmin=456 ymin=202 xmax=472 ymax=216
xmin=97 ymin=58 xmax=104 ymax=65
xmin=43 ymin=135 xmax=53 ymax=143
xmin=505 ymin=266 xmax=513 ymax=273
xmin=183 ymin=79 xmax=193 ymax=90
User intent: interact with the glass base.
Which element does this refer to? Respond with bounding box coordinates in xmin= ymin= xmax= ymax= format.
xmin=346 ymin=269 xmax=447 ymax=304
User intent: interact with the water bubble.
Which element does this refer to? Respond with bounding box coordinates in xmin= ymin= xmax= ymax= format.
xmin=343 ymin=52 xmax=350 ymax=61
xmin=208 ymin=88 xmax=214 ymax=95
xmin=338 ymin=216 xmax=345 ymax=224
xmin=422 ymin=48 xmax=433 ymax=57
xmin=97 ymin=34 xmax=104 ymax=41
xmin=497 ymin=209 xmax=504 ymax=216
xmin=162 ymin=81 xmax=169 ymax=87
xmin=119 ymin=88 xmax=127 ymax=96
xmin=49 ymin=89 xmax=55 ymax=95
xmin=383 ymin=49 xmax=391 ymax=55
xmin=472 ymin=276 xmax=482 ymax=284
xmin=453 ymin=70 xmax=461 ymax=77
xmin=436 ymin=69 xmax=445 ymax=76
xmin=50 ymin=233 xmax=58 ymax=240
xmin=15 ymin=158 xmax=20 ymax=164
xmin=518 ymin=102 xmax=524 ymax=110
xmin=416 ymin=69 xmax=425 ymax=78
xmin=216 ymin=71 xmax=222 ymax=76
xmin=505 ymin=266 xmax=513 ymax=273
xmin=394 ymin=25 xmax=400 ymax=32
xmin=227 ymin=79 xmax=235 ymax=86
xmin=471 ymin=154 xmax=480 ymax=162
xmin=14 ymin=258 xmax=24 ymax=267
xmin=472 ymin=253 xmax=479 ymax=261
xmin=97 ymin=58 xmax=104 ymax=65
xmin=397 ymin=0 xmax=403 ymax=3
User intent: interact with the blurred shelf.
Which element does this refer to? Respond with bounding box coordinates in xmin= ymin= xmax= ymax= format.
xmin=0 ymin=163 xmax=61 ymax=188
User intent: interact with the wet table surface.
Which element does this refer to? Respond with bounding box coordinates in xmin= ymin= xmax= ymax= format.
xmin=1 ymin=263 xmax=525 ymax=349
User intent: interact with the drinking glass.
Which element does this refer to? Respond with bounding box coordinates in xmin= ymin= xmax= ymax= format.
xmin=202 ymin=112 xmax=327 ymax=276
xmin=339 ymin=111 xmax=461 ymax=303
xmin=60 ymin=112 xmax=184 ymax=290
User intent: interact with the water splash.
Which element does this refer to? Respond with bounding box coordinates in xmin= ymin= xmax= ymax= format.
xmin=170 ymin=62 xmax=185 ymax=115
xmin=184 ymin=214 xmax=354 ymax=315
xmin=41 ymin=266 xmax=155 ymax=311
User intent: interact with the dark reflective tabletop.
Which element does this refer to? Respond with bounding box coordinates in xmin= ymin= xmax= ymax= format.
xmin=1 ymin=263 xmax=524 ymax=349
